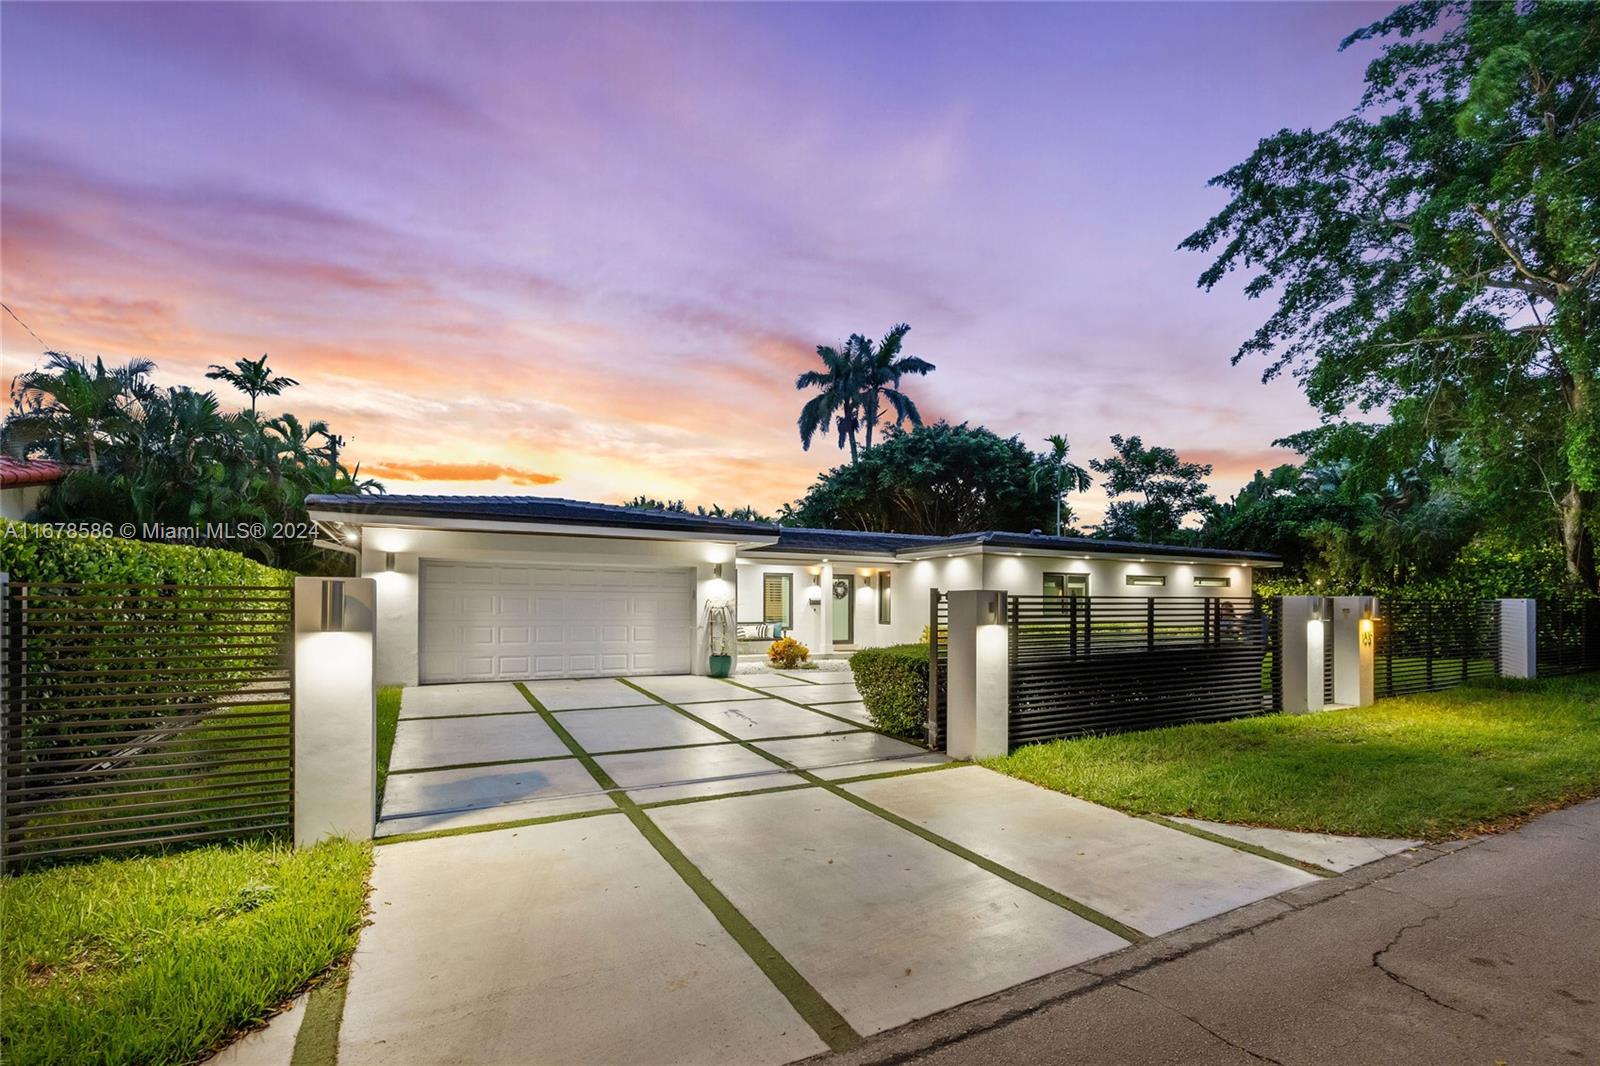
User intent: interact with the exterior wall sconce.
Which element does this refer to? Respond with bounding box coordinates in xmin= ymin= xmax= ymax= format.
xmin=384 ymin=551 xmax=396 ymax=572
xmin=712 ymin=563 xmax=724 ymax=579
xmin=320 ymin=580 xmax=347 ymax=632
xmin=976 ymin=590 xmax=1006 ymax=626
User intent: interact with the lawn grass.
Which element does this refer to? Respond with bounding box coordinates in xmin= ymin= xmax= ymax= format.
xmin=376 ymin=684 xmax=402 ymax=804
xmin=984 ymin=673 xmax=1600 ymax=841
xmin=1 ymin=838 xmax=371 ymax=1066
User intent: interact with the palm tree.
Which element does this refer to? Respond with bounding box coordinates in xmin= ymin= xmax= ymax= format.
xmin=4 ymin=352 xmax=152 ymax=472
xmin=1039 ymin=434 xmax=1092 ymax=535
xmin=796 ymin=342 xmax=864 ymax=459
xmin=856 ymin=324 xmax=934 ymax=451
xmin=206 ymin=353 xmax=299 ymax=419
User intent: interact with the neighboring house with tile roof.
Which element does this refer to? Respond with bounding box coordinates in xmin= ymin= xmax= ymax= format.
xmin=0 ymin=457 xmax=71 ymax=521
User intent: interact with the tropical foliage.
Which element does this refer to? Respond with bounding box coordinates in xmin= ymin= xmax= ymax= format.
xmin=783 ymin=422 xmax=1076 ymax=535
xmin=1182 ymin=0 xmax=1600 ymax=590
xmin=3 ymin=352 xmax=380 ymax=573
xmin=796 ymin=323 xmax=934 ymax=459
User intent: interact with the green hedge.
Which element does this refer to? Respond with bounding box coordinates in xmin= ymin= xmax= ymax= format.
xmin=850 ymin=644 xmax=929 ymax=740
xmin=0 ymin=521 xmax=292 ymax=587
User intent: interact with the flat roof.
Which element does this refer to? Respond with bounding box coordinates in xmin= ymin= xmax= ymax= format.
xmin=306 ymin=493 xmax=1281 ymax=563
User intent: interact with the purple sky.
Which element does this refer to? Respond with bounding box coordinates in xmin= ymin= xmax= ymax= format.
xmin=1 ymin=2 xmax=1391 ymax=522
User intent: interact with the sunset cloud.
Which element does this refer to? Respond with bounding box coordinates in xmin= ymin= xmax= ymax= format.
xmin=364 ymin=461 xmax=561 ymax=487
xmin=0 ymin=4 xmax=1377 ymax=517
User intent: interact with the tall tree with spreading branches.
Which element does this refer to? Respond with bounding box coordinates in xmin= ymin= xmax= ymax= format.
xmin=1181 ymin=1 xmax=1600 ymax=590
xmin=1090 ymin=435 xmax=1216 ymax=544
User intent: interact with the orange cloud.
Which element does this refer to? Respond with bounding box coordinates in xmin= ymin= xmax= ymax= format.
xmin=365 ymin=460 xmax=561 ymax=486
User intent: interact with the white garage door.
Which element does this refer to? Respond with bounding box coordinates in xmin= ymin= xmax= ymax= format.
xmin=419 ymin=562 xmax=695 ymax=682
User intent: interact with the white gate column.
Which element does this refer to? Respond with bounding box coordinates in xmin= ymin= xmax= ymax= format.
xmin=294 ymin=577 xmax=376 ymax=847
xmin=945 ymin=590 xmax=1009 ymax=759
xmin=1499 ymin=598 xmax=1537 ymax=678
xmin=1280 ymin=595 xmax=1326 ymax=714
xmin=1331 ymin=596 xmax=1377 ymax=708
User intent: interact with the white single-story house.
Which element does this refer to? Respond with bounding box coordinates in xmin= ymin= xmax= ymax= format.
xmin=305 ymin=494 xmax=1282 ymax=686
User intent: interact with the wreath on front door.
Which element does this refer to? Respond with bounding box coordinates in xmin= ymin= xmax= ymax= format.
xmin=832 ymin=579 xmax=850 ymax=600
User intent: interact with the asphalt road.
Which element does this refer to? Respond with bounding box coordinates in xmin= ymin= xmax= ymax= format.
xmin=833 ymin=798 xmax=1600 ymax=1066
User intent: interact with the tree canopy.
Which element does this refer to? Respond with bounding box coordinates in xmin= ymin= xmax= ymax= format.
xmin=1181 ymin=0 xmax=1600 ymax=590
xmin=781 ymin=421 xmax=1066 ymax=535
xmin=1090 ymin=435 xmax=1216 ymax=543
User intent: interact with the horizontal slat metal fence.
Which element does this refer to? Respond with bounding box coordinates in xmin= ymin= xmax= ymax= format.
xmin=1007 ymin=595 xmax=1275 ymax=746
xmin=1537 ymin=598 xmax=1599 ymax=676
xmin=2 ymin=582 xmax=293 ymax=869
xmin=927 ymin=590 xmax=948 ymax=750
xmin=1373 ymin=599 xmax=1501 ymax=698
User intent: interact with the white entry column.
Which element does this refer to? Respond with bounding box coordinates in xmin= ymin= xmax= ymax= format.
xmin=1330 ymin=596 xmax=1377 ymax=708
xmin=294 ymin=576 xmax=377 ymax=847
xmin=1279 ymin=595 xmax=1326 ymax=714
xmin=945 ymin=590 xmax=1009 ymax=759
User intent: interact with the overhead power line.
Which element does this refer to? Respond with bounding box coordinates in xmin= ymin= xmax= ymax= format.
xmin=1 ymin=302 xmax=50 ymax=351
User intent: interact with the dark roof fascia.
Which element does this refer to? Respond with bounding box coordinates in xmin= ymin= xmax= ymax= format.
xmin=304 ymin=494 xmax=780 ymax=540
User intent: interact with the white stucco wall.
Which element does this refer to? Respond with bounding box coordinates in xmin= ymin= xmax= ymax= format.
xmin=358 ymin=527 xmax=739 ymax=686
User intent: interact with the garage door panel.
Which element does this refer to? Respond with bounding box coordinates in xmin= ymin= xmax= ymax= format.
xmin=421 ymin=563 xmax=694 ymax=683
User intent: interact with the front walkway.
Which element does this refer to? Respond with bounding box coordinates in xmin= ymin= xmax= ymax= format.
xmin=339 ymin=674 xmax=1419 ymax=1065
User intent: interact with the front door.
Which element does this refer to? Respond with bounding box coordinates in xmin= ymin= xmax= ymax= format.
xmin=831 ymin=574 xmax=854 ymax=645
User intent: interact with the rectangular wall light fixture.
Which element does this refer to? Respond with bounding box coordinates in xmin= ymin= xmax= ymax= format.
xmin=320 ymin=580 xmax=346 ymax=632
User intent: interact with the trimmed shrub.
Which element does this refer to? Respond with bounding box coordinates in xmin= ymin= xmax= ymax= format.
xmin=768 ymin=636 xmax=810 ymax=669
xmin=850 ymin=644 xmax=929 ymax=740
xmin=0 ymin=521 xmax=293 ymax=587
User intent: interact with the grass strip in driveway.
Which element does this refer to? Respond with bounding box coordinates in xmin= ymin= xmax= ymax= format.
xmin=1140 ymin=815 xmax=1337 ymax=877
xmin=718 ymin=677 xmax=887 ymax=733
xmin=514 ymin=683 xmax=862 ymax=1053
xmin=617 ymin=680 xmax=1146 ymax=944
xmin=984 ymin=674 xmax=1600 ymax=841
xmin=288 ymin=972 xmax=348 ymax=1066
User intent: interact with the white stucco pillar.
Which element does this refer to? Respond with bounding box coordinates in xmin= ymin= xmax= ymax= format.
xmin=1499 ymin=598 xmax=1537 ymax=678
xmin=945 ymin=590 xmax=1009 ymax=759
xmin=1331 ymin=596 xmax=1376 ymax=708
xmin=294 ymin=577 xmax=376 ymax=847
xmin=817 ymin=561 xmax=834 ymax=655
xmin=1279 ymin=596 xmax=1326 ymax=714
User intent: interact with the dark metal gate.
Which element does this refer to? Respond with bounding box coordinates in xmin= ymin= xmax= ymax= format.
xmin=2 ymin=581 xmax=294 ymax=869
xmin=1537 ymin=598 xmax=1599 ymax=677
xmin=1373 ymin=599 xmax=1501 ymax=697
xmin=1006 ymin=595 xmax=1275 ymax=746
xmin=926 ymin=589 xmax=948 ymax=750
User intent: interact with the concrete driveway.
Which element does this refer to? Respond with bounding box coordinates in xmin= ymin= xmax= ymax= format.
xmin=339 ymin=673 xmax=1419 ymax=1065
